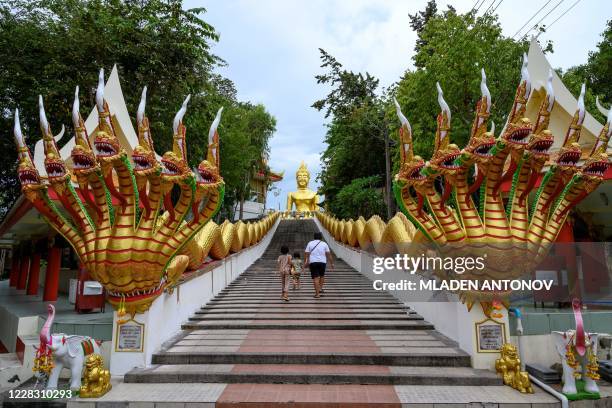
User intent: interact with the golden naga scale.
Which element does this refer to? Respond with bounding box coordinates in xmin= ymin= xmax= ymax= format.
xmin=317 ymin=54 xmax=611 ymax=313
xmin=13 ymin=69 xmax=278 ymax=316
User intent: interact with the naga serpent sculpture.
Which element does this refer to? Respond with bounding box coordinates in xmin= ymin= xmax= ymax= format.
xmin=318 ymin=54 xmax=611 ymax=313
xmin=14 ymin=69 xmax=278 ymax=315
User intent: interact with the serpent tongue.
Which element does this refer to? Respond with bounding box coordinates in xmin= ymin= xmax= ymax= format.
xmin=519 ymin=171 xmax=539 ymax=206
xmin=493 ymin=158 xmax=517 ymax=197
xmin=164 ymin=191 xmax=175 ymax=223
xmin=439 ymin=179 xmax=452 ymax=212
xmin=555 ymin=191 xmax=588 ymax=223
xmin=466 ymin=169 xmax=484 ymax=206
xmin=59 ymin=191 xmax=87 ymax=231
xmin=191 ymin=199 xmax=200 ymax=224
xmin=416 ymin=192 xmax=425 ymax=217
xmin=81 ymin=183 xmax=103 ymax=223
xmin=542 ymin=181 xmax=565 ymax=213
xmin=138 ymin=184 xmax=151 ymax=217
xmin=572 ymin=299 xmax=586 ymax=356
xmin=104 ymin=173 xmax=127 ymax=209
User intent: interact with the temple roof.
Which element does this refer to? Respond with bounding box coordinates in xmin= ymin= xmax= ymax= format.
xmin=253 ymin=169 xmax=284 ymax=182
xmin=525 ymin=39 xmax=609 ymax=156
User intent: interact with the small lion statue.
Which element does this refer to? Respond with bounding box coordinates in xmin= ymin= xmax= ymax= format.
xmin=495 ymin=343 xmax=533 ymax=393
xmin=79 ymin=354 xmax=111 ymax=398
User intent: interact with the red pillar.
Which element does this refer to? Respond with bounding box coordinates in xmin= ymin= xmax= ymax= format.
xmin=9 ymin=251 xmax=20 ymax=287
xmin=17 ymin=253 xmax=30 ymax=290
xmin=26 ymin=252 xmax=41 ymax=295
xmin=43 ymin=247 xmax=61 ymax=302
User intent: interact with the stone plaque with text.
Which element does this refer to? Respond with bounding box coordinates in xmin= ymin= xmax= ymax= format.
xmin=475 ymin=319 xmax=506 ymax=353
xmin=115 ymin=320 xmax=144 ymax=352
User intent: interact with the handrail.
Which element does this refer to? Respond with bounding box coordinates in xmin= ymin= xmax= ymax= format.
xmin=529 ymin=375 xmax=568 ymax=408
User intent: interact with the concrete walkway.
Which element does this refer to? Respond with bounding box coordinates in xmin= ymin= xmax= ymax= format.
xmin=67 ymin=220 xmax=558 ymax=406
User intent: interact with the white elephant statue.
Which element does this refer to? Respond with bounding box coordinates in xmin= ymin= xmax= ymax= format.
xmin=38 ymin=304 xmax=101 ymax=391
xmin=552 ymin=299 xmax=602 ymax=399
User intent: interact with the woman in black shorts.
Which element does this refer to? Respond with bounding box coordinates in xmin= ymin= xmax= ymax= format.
xmin=304 ymin=232 xmax=334 ymax=298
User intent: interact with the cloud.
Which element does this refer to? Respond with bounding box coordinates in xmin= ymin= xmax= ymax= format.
xmin=191 ymin=0 xmax=609 ymax=210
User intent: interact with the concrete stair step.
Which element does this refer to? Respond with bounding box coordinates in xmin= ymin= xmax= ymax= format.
xmin=199 ymin=308 xmax=414 ymax=314
xmin=222 ymin=285 xmax=384 ymax=288
xmin=181 ymin=320 xmax=434 ymax=330
xmin=188 ymin=314 xmax=424 ymax=321
xmin=201 ymin=305 xmax=410 ymax=310
xmin=152 ymin=351 xmax=470 ymax=366
xmin=125 ymin=364 xmax=501 ymax=386
xmin=221 ymin=288 xmax=378 ymax=292
xmin=215 ymin=294 xmax=395 ymax=298
xmin=206 ymin=299 xmax=404 ymax=303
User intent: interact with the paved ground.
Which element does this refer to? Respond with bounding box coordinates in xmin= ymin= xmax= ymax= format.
xmin=0 ymin=279 xmax=113 ymax=343
xmin=23 ymin=220 xmax=564 ymax=406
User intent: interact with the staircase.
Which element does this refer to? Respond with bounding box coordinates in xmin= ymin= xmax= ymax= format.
xmin=129 ymin=219 xmax=492 ymax=384
xmin=69 ymin=219 xmax=559 ymax=406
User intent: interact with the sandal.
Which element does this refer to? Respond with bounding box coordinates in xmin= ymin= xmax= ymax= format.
xmin=313 ymin=294 xmax=320 ymax=298
xmin=283 ymin=297 xmax=290 ymax=302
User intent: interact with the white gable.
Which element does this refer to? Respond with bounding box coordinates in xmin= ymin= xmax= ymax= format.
xmin=33 ymin=65 xmax=147 ymax=176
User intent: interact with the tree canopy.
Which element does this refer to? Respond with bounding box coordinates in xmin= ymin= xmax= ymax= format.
xmin=558 ymin=19 xmax=611 ymax=124
xmin=312 ymin=49 xmax=387 ymax=218
xmin=331 ymin=176 xmax=386 ymax=221
xmin=0 ymin=0 xmax=276 ymax=220
xmin=395 ymin=7 xmax=528 ymax=161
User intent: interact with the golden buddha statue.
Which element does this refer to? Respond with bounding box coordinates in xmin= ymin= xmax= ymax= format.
xmin=286 ymin=161 xmax=318 ymax=214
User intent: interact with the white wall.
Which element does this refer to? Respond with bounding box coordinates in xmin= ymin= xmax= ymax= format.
xmin=110 ymin=217 xmax=280 ymax=375
xmin=314 ymin=217 xmax=510 ymax=370
xmin=233 ymin=201 xmax=264 ymax=221
xmin=510 ymin=334 xmax=560 ymax=368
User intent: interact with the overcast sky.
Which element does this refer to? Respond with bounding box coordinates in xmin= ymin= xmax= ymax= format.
xmin=191 ymin=0 xmax=610 ymax=210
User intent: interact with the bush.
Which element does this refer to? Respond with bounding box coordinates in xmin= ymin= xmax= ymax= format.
xmin=329 ymin=176 xmax=386 ymax=220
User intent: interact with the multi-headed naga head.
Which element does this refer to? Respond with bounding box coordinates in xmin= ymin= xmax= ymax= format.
xmin=197 ymin=107 xmax=224 ymax=193
xmin=13 ymin=109 xmax=43 ymax=197
xmin=13 ymin=70 xmax=230 ymax=316
xmin=580 ymin=106 xmax=611 ymax=187
xmin=39 ymin=96 xmax=69 ymax=184
xmin=500 ymin=54 xmax=533 ymax=152
xmin=93 ymin=69 xmax=123 ymax=165
xmin=525 ymin=70 xmax=555 ymax=164
xmin=462 ymin=69 xmax=496 ymax=166
xmin=428 ymin=83 xmax=460 ymax=175
xmin=132 ymin=87 xmax=160 ymax=177
xmin=71 ymin=87 xmax=98 ymax=177
xmin=393 ymin=98 xmax=425 ymax=187
xmin=161 ymin=95 xmax=192 ymax=184
xmin=555 ymin=84 xmax=586 ymax=174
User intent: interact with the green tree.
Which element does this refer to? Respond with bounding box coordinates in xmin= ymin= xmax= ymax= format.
xmin=331 ymin=176 xmax=385 ymax=220
xmin=395 ymin=8 xmax=528 ymax=161
xmin=408 ymin=0 xmax=438 ymax=59
xmin=218 ymin=103 xmax=276 ymax=220
xmin=312 ymin=49 xmax=387 ymax=217
xmin=558 ymin=20 xmax=611 ymax=123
